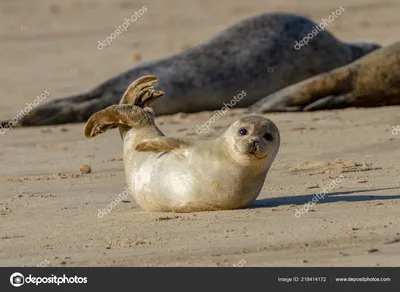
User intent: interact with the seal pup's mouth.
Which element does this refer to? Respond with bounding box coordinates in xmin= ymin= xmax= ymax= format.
xmin=253 ymin=152 xmax=268 ymax=159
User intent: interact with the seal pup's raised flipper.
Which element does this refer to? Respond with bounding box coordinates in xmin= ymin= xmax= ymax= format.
xmin=84 ymin=75 xmax=164 ymax=139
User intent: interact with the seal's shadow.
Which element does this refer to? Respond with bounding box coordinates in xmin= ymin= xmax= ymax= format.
xmin=252 ymin=187 xmax=400 ymax=208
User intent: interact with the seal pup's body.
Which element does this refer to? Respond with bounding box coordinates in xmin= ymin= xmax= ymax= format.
xmin=248 ymin=41 xmax=400 ymax=112
xmin=4 ymin=12 xmax=379 ymax=127
xmin=84 ymin=76 xmax=280 ymax=212
xmin=123 ymin=137 xmax=271 ymax=212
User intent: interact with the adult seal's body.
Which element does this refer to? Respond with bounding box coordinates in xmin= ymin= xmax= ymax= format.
xmin=248 ymin=41 xmax=400 ymax=112
xmin=84 ymin=76 xmax=280 ymax=212
xmin=3 ymin=12 xmax=380 ymax=127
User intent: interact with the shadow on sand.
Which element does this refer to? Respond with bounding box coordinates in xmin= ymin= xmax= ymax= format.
xmin=252 ymin=187 xmax=400 ymax=208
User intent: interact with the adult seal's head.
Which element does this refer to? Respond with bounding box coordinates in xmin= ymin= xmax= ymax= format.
xmin=345 ymin=40 xmax=382 ymax=61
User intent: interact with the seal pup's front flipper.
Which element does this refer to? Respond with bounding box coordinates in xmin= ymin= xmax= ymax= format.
xmin=135 ymin=137 xmax=193 ymax=153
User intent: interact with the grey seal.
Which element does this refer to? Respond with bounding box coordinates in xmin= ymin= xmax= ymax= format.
xmin=248 ymin=41 xmax=400 ymax=112
xmin=1 ymin=12 xmax=380 ymax=127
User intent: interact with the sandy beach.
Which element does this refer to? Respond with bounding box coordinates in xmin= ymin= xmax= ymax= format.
xmin=0 ymin=0 xmax=399 ymax=267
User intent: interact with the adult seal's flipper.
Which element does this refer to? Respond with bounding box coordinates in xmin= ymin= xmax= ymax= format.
xmin=247 ymin=66 xmax=355 ymax=113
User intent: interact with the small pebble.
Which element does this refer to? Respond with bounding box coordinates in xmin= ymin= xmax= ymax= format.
xmin=80 ymin=164 xmax=91 ymax=174
xmin=132 ymin=53 xmax=142 ymax=63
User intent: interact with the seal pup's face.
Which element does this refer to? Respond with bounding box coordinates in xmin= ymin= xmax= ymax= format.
xmin=222 ymin=115 xmax=280 ymax=168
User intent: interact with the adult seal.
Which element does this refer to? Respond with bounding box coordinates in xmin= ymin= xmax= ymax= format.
xmin=2 ymin=12 xmax=380 ymax=127
xmin=84 ymin=76 xmax=280 ymax=212
xmin=248 ymin=41 xmax=400 ymax=112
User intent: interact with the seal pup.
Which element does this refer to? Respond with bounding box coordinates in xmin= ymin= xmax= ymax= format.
xmin=3 ymin=12 xmax=380 ymax=127
xmin=84 ymin=76 xmax=280 ymax=212
xmin=248 ymin=41 xmax=400 ymax=112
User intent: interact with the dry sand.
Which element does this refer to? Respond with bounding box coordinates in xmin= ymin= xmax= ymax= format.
xmin=0 ymin=0 xmax=399 ymax=267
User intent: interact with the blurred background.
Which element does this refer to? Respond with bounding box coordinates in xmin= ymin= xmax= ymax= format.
xmin=0 ymin=0 xmax=399 ymax=118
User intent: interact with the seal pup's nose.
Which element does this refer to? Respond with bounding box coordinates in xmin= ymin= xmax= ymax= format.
xmin=251 ymin=138 xmax=260 ymax=152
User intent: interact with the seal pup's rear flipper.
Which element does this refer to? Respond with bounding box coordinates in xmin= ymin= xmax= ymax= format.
xmin=84 ymin=75 xmax=165 ymax=139
xmin=135 ymin=137 xmax=193 ymax=153
xmin=119 ymin=75 xmax=164 ymax=107
xmin=83 ymin=104 xmax=153 ymax=138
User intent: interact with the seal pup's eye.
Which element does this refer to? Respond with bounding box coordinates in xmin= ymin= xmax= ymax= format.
xmin=238 ymin=128 xmax=248 ymax=136
xmin=264 ymin=132 xmax=273 ymax=141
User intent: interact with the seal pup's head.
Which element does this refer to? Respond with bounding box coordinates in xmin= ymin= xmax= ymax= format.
xmin=221 ymin=115 xmax=280 ymax=169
